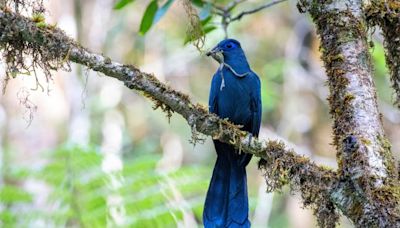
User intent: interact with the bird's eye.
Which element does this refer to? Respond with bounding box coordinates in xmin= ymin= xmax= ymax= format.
xmin=226 ymin=43 xmax=233 ymax=48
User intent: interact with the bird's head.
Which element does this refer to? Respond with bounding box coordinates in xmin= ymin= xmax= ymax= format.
xmin=206 ymin=39 xmax=249 ymax=72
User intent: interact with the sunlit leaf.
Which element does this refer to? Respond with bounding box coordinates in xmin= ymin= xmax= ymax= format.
xmin=113 ymin=0 xmax=135 ymax=10
xmin=203 ymin=25 xmax=217 ymax=34
xmin=201 ymin=15 xmax=213 ymax=26
xmin=139 ymin=0 xmax=159 ymax=35
xmin=123 ymin=155 xmax=159 ymax=175
xmin=3 ymin=145 xmax=209 ymax=227
xmin=0 ymin=185 xmax=32 ymax=203
xmin=0 ymin=211 xmax=16 ymax=226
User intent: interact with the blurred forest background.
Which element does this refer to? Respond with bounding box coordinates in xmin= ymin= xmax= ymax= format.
xmin=0 ymin=0 xmax=399 ymax=227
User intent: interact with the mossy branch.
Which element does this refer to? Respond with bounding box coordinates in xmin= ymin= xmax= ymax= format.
xmin=299 ymin=0 xmax=400 ymax=227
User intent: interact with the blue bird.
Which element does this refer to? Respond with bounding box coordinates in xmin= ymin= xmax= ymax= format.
xmin=204 ymin=39 xmax=262 ymax=228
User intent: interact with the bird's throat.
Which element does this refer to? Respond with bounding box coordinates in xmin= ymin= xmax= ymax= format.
xmin=211 ymin=51 xmax=224 ymax=63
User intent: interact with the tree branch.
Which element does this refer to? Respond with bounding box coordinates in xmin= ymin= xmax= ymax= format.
xmin=226 ymin=0 xmax=247 ymax=12
xmin=230 ymin=0 xmax=287 ymax=22
xmin=298 ymin=0 xmax=400 ymax=226
xmin=207 ymin=0 xmax=286 ymax=38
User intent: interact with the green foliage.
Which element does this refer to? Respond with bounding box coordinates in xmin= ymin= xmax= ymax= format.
xmin=262 ymin=59 xmax=284 ymax=113
xmin=268 ymin=192 xmax=290 ymax=228
xmin=139 ymin=0 xmax=159 ymax=35
xmin=191 ymin=0 xmax=205 ymax=7
xmin=35 ymin=146 xmax=107 ymax=227
xmin=0 ymin=146 xmax=209 ymax=227
xmin=0 ymin=185 xmax=32 ymax=204
xmin=114 ymin=0 xmax=135 ymax=10
xmin=371 ymin=41 xmax=391 ymax=102
xmin=372 ymin=41 xmax=388 ymax=78
xmin=114 ymin=0 xmax=217 ymax=41
xmin=139 ymin=0 xmax=177 ymax=35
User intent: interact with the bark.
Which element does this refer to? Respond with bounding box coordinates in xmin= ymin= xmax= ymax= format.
xmin=0 ymin=1 xmax=400 ymax=226
xmin=298 ymin=0 xmax=400 ymax=227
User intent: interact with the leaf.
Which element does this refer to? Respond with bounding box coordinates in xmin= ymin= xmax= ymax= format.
xmin=113 ymin=0 xmax=135 ymax=10
xmin=201 ymin=15 xmax=212 ymax=26
xmin=139 ymin=0 xmax=159 ymax=35
xmin=0 ymin=185 xmax=32 ymax=203
xmin=203 ymin=25 xmax=217 ymax=33
xmin=0 ymin=211 xmax=16 ymax=226
xmin=18 ymin=146 xmax=210 ymax=227
xmin=153 ymin=0 xmax=175 ymax=25
xmin=191 ymin=0 xmax=204 ymax=7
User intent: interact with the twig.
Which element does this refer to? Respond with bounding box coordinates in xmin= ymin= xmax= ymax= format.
xmin=207 ymin=0 xmax=286 ymax=38
xmin=230 ymin=0 xmax=287 ymax=22
xmin=226 ymin=0 xmax=247 ymax=12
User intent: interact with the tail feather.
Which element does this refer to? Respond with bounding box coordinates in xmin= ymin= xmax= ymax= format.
xmin=203 ymin=141 xmax=252 ymax=228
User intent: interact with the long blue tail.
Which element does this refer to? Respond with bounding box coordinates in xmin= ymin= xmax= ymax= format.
xmin=203 ymin=141 xmax=252 ymax=228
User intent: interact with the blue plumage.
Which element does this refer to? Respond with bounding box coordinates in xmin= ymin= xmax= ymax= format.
xmin=204 ymin=39 xmax=262 ymax=227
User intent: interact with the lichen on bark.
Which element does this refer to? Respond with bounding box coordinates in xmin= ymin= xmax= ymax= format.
xmin=299 ymin=0 xmax=400 ymax=226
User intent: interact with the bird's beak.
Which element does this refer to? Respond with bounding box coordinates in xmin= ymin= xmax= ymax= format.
xmin=206 ymin=46 xmax=224 ymax=63
xmin=206 ymin=46 xmax=222 ymax=56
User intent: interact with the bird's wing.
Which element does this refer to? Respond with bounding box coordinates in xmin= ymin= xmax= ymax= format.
xmin=251 ymin=73 xmax=262 ymax=137
xmin=238 ymin=71 xmax=262 ymax=137
xmin=239 ymin=72 xmax=261 ymax=167
xmin=208 ymin=71 xmax=221 ymax=114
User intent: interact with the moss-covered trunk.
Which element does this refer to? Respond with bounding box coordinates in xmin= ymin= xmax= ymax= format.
xmin=298 ymin=0 xmax=400 ymax=227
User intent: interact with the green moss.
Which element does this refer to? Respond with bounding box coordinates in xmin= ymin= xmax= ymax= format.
xmin=377 ymin=135 xmax=397 ymax=178
xmin=347 ymin=200 xmax=364 ymax=221
xmin=35 ymin=22 xmax=47 ymax=28
xmin=0 ymin=11 xmax=76 ymax=93
xmin=360 ymin=137 xmax=372 ymax=146
xmin=372 ymin=184 xmax=400 ymax=203
xmin=343 ymin=93 xmax=355 ymax=104
xmin=194 ymin=103 xmax=207 ymax=113
xmin=258 ymin=140 xmax=339 ymax=227
xmin=331 ymin=53 xmax=345 ymax=62
xmin=31 ymin=13 xmax=45 ymax=23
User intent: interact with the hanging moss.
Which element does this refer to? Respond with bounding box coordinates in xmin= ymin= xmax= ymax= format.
xmin=0 ymin=9 xmax=73 ymax=93
xmin=377 ymin=135 xmax=398 ymax=179
xmin=258 ymin=141 xmax=339 ymax=227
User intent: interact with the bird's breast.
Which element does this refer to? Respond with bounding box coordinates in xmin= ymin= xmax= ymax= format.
xmin=215 ymin=72 xmax=253 ymax=125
